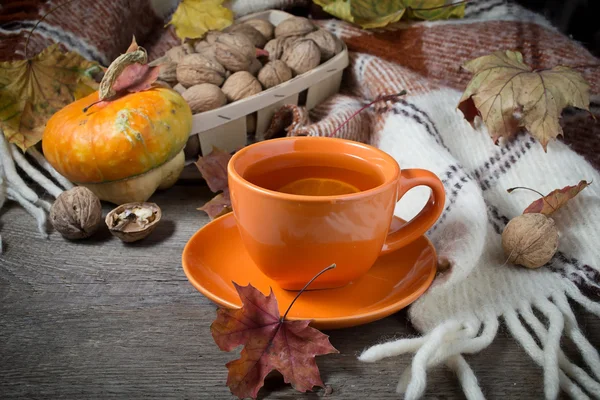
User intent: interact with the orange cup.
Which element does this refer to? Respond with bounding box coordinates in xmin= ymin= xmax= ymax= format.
xmin=228 ymin=136 xmax=445 ymax=290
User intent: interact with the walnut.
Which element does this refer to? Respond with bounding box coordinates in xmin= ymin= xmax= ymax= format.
xmin=214 ymin=33 xmax=255 ymax=72
xmin=227 ymin=24 xmax=267 ymax=48
xmin=264 ymin=36 xmax=301 ymax=61
xmin=50 ymin=186 xmax=102 ymax=240
xmin=502 ymin=213 xmax=559 ymax=269
xmin=243 ymin=19 xmax=274 ymax=41
xmin=106 ymin=202 xmax=161 ymax=243
xmin=281 ymin=39 xmax=320 ymax=75
xmin=176 ymin=54 xmax=226 ymax=88
xmin=205 ymin=30 xmax=224 ymax=44
xmin=248 ymin=58 xmax=262 ymax=76
xmin=305 ymin=29 xmax=343 ymax=61
xmin=165 ymin=43 xmax=195 ymax=63
xmin=157 ymin=60 xmax=178 ymax=84
xmin=274 ymin=16 xmax=316 ymax=38
xmin=182 ymin=83 xmax=227 ymax=113
xmin=221 ymin=71 xmax=262 ymax=102
xmin=258 ymin=60 xmax=292 ymax=89
xmin=194 ymin=41 xmax=217 ymax=62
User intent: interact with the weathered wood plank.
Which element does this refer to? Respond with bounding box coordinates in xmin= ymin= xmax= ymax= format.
xmin=1 ymin=185 xmax=598 ymax=399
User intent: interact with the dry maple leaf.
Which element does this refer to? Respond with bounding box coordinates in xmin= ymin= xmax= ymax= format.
xmin=167 ymin=0 xmax=233 ymax=41
xmin=195 ymin=147 xmax=233 ymax=219
xmin=211 ymin=281 xmax=338 ymax=399
xmin=458 ymin=50 xmax=590 ymax=151
xmin=0 ymin=44 xmax=101 ymax=150
xmin=508 ymin=180 xmax=591 ymax=215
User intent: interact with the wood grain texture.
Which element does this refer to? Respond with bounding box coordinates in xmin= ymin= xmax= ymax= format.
xmin=1 ymin=184 xmax=598 ymax=399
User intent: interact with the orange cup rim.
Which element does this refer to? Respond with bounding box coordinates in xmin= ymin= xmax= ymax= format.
xmin=228 ymin=136 xmax=400 ymax=202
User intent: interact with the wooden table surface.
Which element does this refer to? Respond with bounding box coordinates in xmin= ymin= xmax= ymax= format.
xmin=1 ymin=184 xmax=598 ymax=399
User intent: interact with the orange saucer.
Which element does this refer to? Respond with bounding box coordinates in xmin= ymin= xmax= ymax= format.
xmin=182 ymin=213 xmax=437 ymax=330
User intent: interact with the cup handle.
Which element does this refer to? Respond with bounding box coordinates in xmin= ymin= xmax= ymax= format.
xmin=381 ymin=169 xmax=445 ymax=255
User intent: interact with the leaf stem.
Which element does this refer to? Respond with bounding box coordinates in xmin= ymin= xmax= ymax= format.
xmin=25 ymin=0 xmax=79 ymax=59
xmin=281 ymin=264 xmax=336 ymax=321
xmin=328 ymin=90 xmax=407 ymax=138
xmin=506 ymin=186 xmax=555 ymax=212
xmin=409 ymin=0 xmax=469 ymax=12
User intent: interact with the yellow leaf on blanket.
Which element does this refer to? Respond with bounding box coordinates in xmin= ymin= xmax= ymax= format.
xmin=404 ymin=0 xmax=466 ymax=21
xmin=313 ymin=0 xmax=464 ymax=28
xmin=0 ymin=44 xmax=101 ymax=151
xmin=167 ymin=0 xmax=233 ymax=40
xmin=458 ymin=50 xmax=591 ymax=151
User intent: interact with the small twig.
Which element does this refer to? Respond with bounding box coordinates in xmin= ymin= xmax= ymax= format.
xmin=25 ymin=0 xmax=79 ymax=59
xmin=329 ymin=91 xmax=407 ymax=138
xmin=507 ymin=186 xmax=555 ymax=212
xmin=281 ymin=264 xmax=336 ymax=321
xmin=82 ymin=99 xmax=102 ymax=113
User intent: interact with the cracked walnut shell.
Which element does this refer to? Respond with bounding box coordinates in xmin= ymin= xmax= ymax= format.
xmin=50 ymin=186 xmax=102 ymax=240
xmin=176 ymin=54 xmax=226 ymax=88
xmin=281 ymin=39 xmax=320 ymax=75
xmin=221 ymin=71 xmax=262 ymax=102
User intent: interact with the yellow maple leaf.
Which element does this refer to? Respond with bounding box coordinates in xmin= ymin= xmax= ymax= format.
xmin=167 ymin=0 xmax=233 ymax=41
xmin=0 ymin=44 xmax=101 ymax=151
xmin=458 ymin=50 xmax=590 ymax=151
xmin=313 ymin=0 xmax=464 ymax=29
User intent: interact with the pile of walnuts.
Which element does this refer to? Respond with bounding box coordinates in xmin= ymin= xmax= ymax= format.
xmin=154 ymin=17 xmax=343 ymax=114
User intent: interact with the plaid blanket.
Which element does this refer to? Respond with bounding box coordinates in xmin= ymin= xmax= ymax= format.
xmin=2 ymin=1 xmax=600 ymax=398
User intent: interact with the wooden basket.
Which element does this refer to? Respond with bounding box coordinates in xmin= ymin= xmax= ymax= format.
xmin=178 ymin=10 xmax=349 ymax=179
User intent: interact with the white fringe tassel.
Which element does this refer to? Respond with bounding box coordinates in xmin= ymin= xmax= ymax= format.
xmin=359 ymin=287 xmax=600 ymax=400
xmin=0 ymin=131 xmax=70 ymax=239
xmin=27 ymin=147 xmax=74 ymax=191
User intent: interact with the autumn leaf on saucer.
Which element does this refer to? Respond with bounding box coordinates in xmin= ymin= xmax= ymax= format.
xmin=98 ymin=36 xmax=160 ymax=101
xmin=0 ymin=44 xmax=101 ymax=150
xmin=508 ymin=180 xmax=591 ymax=215
xmin=211 ymin=282 xmax=338 ymax=399
xmin=197 ymin=189 xmax=231 ymax=220
xmin=458 ymin=50 xmax=590 ymax=151
xmin=167 ymin=0 xmax=233 ymax=41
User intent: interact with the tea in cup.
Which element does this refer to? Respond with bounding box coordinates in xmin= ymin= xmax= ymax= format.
xmin=228 ymin=136 xmax=445 ymax=290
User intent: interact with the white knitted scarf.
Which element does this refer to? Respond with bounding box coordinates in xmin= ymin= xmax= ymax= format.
xmin=356 ymin=86 xmax=600 ymax=399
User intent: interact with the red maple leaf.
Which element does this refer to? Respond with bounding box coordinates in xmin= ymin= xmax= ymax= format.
xmin=210 ymin=277 xmax=338 ymax=399
xmin=110 ymin=36 xmax=160 ymax=95
xmin=508 ymin=180 xmax=591 ymax=215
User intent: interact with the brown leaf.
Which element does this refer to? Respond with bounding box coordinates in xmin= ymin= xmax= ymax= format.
xmin=109 ymin=37 xmax=160 ymax=97
xmin=198 ymin=189 xmax=232 ymax=220
xmin=512 ymin=180 xmax=591 ymax=215
xmin=0 ymin=44 xmax=101 ymax=150
xmin=194 ymin=147 xmax=231 ymax=192
xmin=458 ymin=50 xmax=590 ymax=151
xmin=211 ymin=283 xmax=338 ymax=399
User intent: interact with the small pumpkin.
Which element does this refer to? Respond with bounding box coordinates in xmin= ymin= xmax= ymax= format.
xmin=42 ymin=41 xmax=192 ymax=205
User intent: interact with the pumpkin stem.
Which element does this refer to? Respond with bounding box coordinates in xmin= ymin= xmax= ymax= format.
xmin=98 ymin=47 xmax=148 ymax=101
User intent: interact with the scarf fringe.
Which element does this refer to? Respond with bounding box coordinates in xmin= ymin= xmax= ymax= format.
xmin=0 ymin=132 xmax=71 ymax=247
xmin=359 ymin=284 xmax=600 ymax=400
